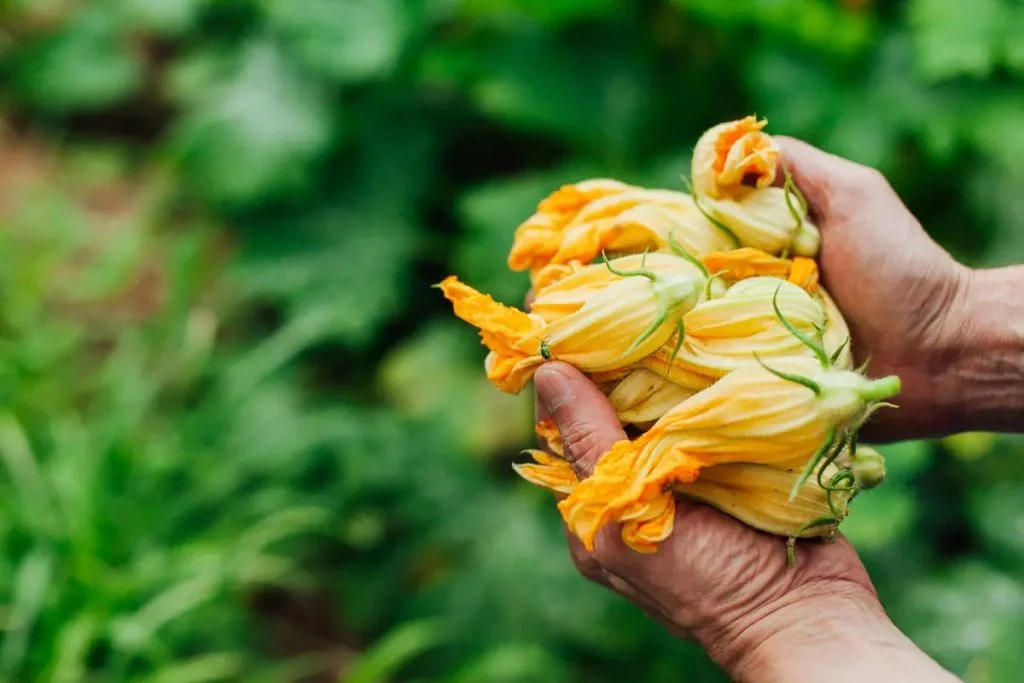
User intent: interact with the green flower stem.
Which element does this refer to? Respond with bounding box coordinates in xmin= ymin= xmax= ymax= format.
xmin=859 ymin=376 xmax=901 ymax=402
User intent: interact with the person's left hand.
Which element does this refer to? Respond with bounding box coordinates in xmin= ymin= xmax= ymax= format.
xmin=532 ymin=362 xmax=958 ymax=683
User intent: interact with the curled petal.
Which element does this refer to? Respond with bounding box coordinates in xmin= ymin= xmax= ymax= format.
xmin=558 ymin=438 xmax=701 ymax=551
xmin=535 ymin=418 xmax=563 ymax=457
xmin=508 ymin=179 xmax=632 ymax=272
xmin=703 ymin=188 xmax=820 ymax=256
xmin=621 ymin=494 xmax=676 ymax=553
xmin=787 ymin=257 xmax=819 ymax=293
xmin=701 ymin=247 xmax=791 ymax=281
xmin=513 ymin=451 xmax=579 ymax=495
xmin=692 ymin=116 xmax=780 ymax=201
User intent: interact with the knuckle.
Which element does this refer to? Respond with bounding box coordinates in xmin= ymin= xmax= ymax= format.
xmin=560 ymin=419 xmax=609 ymax=465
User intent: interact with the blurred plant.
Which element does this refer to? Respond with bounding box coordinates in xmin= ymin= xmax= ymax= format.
xmin=0 ymin=0 xmax=1022 ymax=681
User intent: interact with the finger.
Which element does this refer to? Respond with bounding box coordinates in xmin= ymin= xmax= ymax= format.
xmin=533 ymin=362 xmax=627 ymax=479
xmin=772 ymin=135 xmax=859 ymax=217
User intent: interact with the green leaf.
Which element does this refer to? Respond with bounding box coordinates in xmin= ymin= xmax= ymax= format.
xmin=469 ymin=33 xmax=650 ymax=158
xmin=139 ymin=653 xmax=246 ymax=683
xmin=233 ymin=206 xmax=417 ymax=347
xmin=908 ymin=0 xmax=1008 ymax=81
xmin=899 ymin=562 xmax=1024 ymax=676
xmin=112 ymin=0 xmax=208 ymax=36
xmin=455 ymin=0 xmax=618 ymax=24
xmin=169 ymin=39 xmax=336 ymax=206
xmin=10 ymin=7 xmax=143 ymax=112
xmin=266 ymin=0 xmax=409 ymax=81
xmin=1004 ymin=5 xmax=1024 ymax=75
xmin=448 ymin=643 xmax=569 ymax=683
xmin=344 ymin=619 xmax=448 ymax=683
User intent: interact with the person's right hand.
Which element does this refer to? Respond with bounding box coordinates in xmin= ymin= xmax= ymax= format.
xmin=776 ymin=138 xmax=1013 ymax=441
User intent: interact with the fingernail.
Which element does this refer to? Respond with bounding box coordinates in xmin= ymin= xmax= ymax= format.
xmin=534 ymin=365 xmax=575 ymax=417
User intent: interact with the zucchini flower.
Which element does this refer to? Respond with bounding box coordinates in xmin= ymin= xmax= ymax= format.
xmin=515 ymin=188 xmax=737 ymax=288
xmin=675 ymin=461 xmax=853 ymax=540
xmin=508 ymin=179 xmax=631 ymax=273
xmin=640 ymin=277 xmax=826 ymax=385
xmin=439 ymin=253 xmax=704 ymax=394
xmin=689 ymin=116 xmax=820 ymax=257
xmin=558 ymin=356 xmax=901 ymax=551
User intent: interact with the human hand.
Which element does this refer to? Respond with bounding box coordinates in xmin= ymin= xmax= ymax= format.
xmin=774 ymin=138 xmax=980 ymax=441
xmin=534 ymin=362 xmax=960 ymax=683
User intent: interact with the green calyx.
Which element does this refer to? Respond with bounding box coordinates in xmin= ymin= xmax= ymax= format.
xmin=667 ymin=234 xmax=722 ymax=302
xmin=680 ymin=174 xmax=741 ymax=247
xmin=601 ymin=251 xmax=700 ymax=364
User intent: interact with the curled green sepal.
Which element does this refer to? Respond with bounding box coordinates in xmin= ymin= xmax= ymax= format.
xmin=602 ymin=251 xmax=658 ymax=283
xmin=786 ymin=515 xmax=839 ymax=567
xmin=680 ymin=174 xmax=741 ymax=248
xmin=754 ymin=353 xmax=822 ymax=396
xmin=829 ymin=336 xmax=851 ymax=365
xmin=782 ymin=167 xmax=807 ymax=232
xmin=667 ymin=234 xmax=710 ymax=277
xmin=664 ymin=318 xmax=686 ymax=376
xmin=789 ymin=427 xmax=836 ymax=501
xmin=772 ymin=285 xmax=830 ymax=368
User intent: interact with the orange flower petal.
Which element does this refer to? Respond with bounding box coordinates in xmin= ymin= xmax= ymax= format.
xmin=693 ymin=116 xmax=780 ymax=200
xmin=439 ymin=276 xmax=543 ymax=393
xmin=535 ymin=419 xmax=563 ymax=458
xmin=508 ymin=180 xmax=631 ymax=272
xmin=558 ymin=438 xmax=701 ymax=551
xmin=701 ymin=247 xmax=791 ymax=281
xmin=513 ymin=452 xmax=579 ymax=495
xmin=788 ymin=257 xmax=819 ymax=294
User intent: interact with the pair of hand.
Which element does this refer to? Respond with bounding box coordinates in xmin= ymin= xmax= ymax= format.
xmin=532 ymin=137 xmax=1023 ymax=682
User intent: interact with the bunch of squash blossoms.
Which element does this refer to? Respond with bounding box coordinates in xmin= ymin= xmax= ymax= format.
xmin=439 ymin=117 xmax=898 ymax=563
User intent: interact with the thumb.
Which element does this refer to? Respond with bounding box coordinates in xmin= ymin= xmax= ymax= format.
xmin=773 ymin=135 xmax=863 ymax=217
xmin=533 ymin=362 xmax=628 ymax=479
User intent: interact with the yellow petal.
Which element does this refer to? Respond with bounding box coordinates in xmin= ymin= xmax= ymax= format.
xmin=703 ymin=187 xmax=820 ymax=256
xmin=534 ymin=418 xmax=563 ymax=457
xmin=788 ymin=257 xmax=819 ymax=293
xmin=819 ymin=287 xmax=853 ymax=370
xmin=508 ymin=179 xmax=633 ymax=272
xmin=606 ymin=368 xmax=697 ymax=425
xmin=538 ymin=257 xmax=702 ymax=372
xmin=646 ymin=277 xmax=825 ymax=380
xmin=702 ymin=247 xmax=791 ymax=281
xmin=548 ymin=192 xmax=734 ymax=269
xmin=674 ymin=462 xmax=851 ymax=538
xmin=440 ymin=276 xmax=544 ymax=393
xmin=513 ymin=451 xmax=579 ymax=495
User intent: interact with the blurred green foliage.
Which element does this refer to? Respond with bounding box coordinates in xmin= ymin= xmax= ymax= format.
xmin=1 ymin=0 xmax=1024 ymax=681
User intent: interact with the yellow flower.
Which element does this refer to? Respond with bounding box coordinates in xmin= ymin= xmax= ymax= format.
xmin=674 ymin=462 xmax=852 ymax=539
xmin=690 ymin=116 xmax=820 ymax=256
xmin=439 ymin=254 xmax=704 ymax=393
xmin=512 ymin=186 xmax=737 ymax=288
xmin=641 ymin=276 xmax=826 ymax=383
xmin=558 ymin=356 xmax=901 ymax=550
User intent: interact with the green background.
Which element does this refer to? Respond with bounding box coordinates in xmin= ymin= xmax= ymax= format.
xmin=2 ymin=0 xmax=1024 ymax=681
